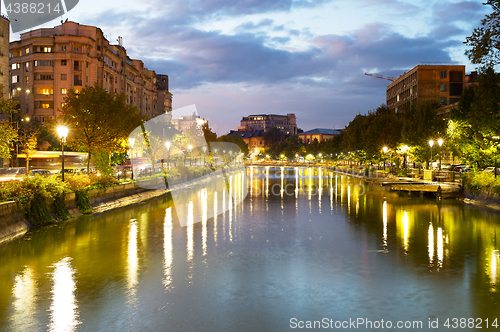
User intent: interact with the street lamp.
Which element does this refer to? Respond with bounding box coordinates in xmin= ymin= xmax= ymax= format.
xmin=402 ymin=145 xmax=409 ymax=176
xmin=437 ymin=138 xmax=443 ymax=170
xmin=57 ymin=126 xmax=69 ymax=182
xmin=383 ymin=146 xmax=388 ymax=171
xmin=429 ymin=140 xmax=434 ymax=169
xmin=165 ymin=141 xmax=170 ymax=169
xmin=493 ymin=136 xmax=499 ymax=178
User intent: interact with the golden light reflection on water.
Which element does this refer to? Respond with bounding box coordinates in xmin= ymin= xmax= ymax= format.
xmin=11 ymin=266 xmax=37 ymax=330
xmin=48 ymin=257 xmax=80 ymax=332
xmin=490 ymin=250 xmax=499 ymax=289
xmin=214 ymin=191 xmax=218 ymax=245
xmin=187 ymin=201 xmax=194 ymax=282
xmin=437 ymin=227 xmax=444 ymax=268
xmin=383 ymin=201 xmax=388 ymax=248
xmin=201 ymin=188 xmax=208 ymax=256
xmin=403 ymin=211 xmax=409 ymax=253
xmin=164 ymin=208 xmax=173 ymax=289
xmin=428 ymin=223 xmax=434 ymax=265
xmin=127 ymin=220 xmax=139 ymax=298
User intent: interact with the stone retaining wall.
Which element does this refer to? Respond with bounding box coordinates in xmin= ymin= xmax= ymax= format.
xmin=0 ymin=201 xmax=31 ymax=243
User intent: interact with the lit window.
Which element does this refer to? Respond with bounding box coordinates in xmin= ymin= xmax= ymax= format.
xmin=25 ymin=47 xmax=29 ymax=54
xmin=61 ymin=88 xmax=67 ymax=94
xmin=61 ymin=46 xmax=67 ymax=51
xmin=42 ymin=103 xmax=50 ymax=108
xmin=11 ymin=63 xmax=17 ymax=70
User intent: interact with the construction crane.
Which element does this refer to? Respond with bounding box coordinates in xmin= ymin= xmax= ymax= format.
xmin=364 ymin=72 xmax=395 ymax=82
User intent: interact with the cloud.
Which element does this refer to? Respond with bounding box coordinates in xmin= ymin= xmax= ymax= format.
xmin=431 ymin=1 xmax=488 ymax=24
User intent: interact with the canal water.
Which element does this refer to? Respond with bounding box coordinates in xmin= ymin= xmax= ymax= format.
xmin=1 ymin=166 xmax=500 ymax=331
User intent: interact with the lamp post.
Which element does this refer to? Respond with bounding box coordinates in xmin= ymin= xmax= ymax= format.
xmin=494 ymin=136 xmax=499 ymax=178
xmin=402 ymin=145 xmax=409 ymax=176
xmin=128 ymin=138 xmax=135 ymax=180
xmin=429 ymin=140 xmax=434 ymax=169
xmin=165 ymin=141 xmax=170 ymax=170
xmin=383 ymin=146 xmax=388 ymax=171
xmin=188 ymin=144 xmax=193 ymax=167
xmin=438 ymin=138 xmax=443 ymax=170
xmin=57 ymin=126 xmax=69 ymax=182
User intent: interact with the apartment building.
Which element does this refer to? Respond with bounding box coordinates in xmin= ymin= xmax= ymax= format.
xmin=237 ymin=114 xmax=297 ymax=135
xmin=0 ymin=15 xmax=9 ymax=100
xmin=9 ymin=21 xmax=171 ymax=122
xmin=386 ymin=64 xmax=465 ymax=112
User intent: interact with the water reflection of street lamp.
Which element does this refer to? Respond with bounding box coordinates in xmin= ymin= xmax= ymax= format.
xmin=438 ymin=138 xmax=443 ymax=170
xmin=383 ymin=146 xmax=388 ymax=171
xmin=57 ymin=126 xmax=69 ymax=182
xmin=429 ymin=140 xmax=434 ymax=169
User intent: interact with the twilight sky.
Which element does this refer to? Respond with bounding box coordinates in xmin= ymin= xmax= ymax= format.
xmin=6 ymin=0 xmax=492 ymax=134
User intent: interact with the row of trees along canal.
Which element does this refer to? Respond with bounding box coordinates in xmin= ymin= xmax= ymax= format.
xmin=261 ymin=0 xmax=500 ymax=170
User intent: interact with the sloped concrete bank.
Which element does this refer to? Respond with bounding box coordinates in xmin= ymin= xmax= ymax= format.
xmin=0 ymin=179 xmax=168 ymax=244
xmin=0 ymin=171 xmax=224 ymax=244
xmin=463 ymin=189 xmax=500 ymax=211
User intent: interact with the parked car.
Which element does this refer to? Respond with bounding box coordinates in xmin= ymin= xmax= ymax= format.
xmin=449 ymin=164 xmax=466 ymax=172
xmin=456 ymin=165 xmax=472 ymax=173
xmin=483 ymin=167 xmax=500 ymax=174
xmin=29 ymin=169 xmax=52 ymax=176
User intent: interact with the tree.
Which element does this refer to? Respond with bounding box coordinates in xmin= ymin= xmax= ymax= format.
xmin=450 ymin=68 xmax=500 ymax=167
xmin=18 ymin=124 xmax=40 ymax=174
xmin=401 ymin=100 xmax=447 ymax=164
xmin=0 ymin=120 xmax=16 ymax=160
xmin=60 ymin=83 xmax=145 ymax=172
xmin=263 ymin=126 xmax=286 ymax=146
xmin=0 ymin=94 xmax=19 ymax=161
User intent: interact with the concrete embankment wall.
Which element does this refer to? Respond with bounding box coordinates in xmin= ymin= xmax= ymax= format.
xmin=0 ymin=179 xmax=169 ymax=244
xmin=463 ymin=190 xmax=500 ymax=211
xmin=0 ymin=201 xmax=31 ymax=243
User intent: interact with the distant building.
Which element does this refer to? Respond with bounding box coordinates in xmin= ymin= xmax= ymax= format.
xmin=229 ymin=129 xmax=266 ymax=153
xmin=171 ymin=113 xmax=207 ymax=132
xmin=0 ymin=14 xmax=9 ymax=99
xmin=297 ymin=128 xmax=342 ymax=144
xmin=9 ymin=21 xmax=172 ymax=122
xmin=386 ymin=63 xmax=465 ymax=112
xmin=156 ymin=74 xmax=173 ymax=115
xmin=237 ymin=114 xmax=297 ymax=135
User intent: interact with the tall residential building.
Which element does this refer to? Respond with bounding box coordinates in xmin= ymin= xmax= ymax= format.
xmin=0 ymin=14 xmax=9 ymax=100
xmin=9 ymin=21 xmax=171 ymax=123
xmin=237 ymin=114 xmax=297 ymax=135
xmin=386 ymin=63 xmax=465 ymax=112
xmin=156 ymin=74 xmax=172 ymax=115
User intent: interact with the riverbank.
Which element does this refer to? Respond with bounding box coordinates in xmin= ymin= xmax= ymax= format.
xmin=0 ymin=169 xmax=227 ymax=244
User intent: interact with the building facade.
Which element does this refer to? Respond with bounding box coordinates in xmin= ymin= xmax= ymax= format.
xmin=386 ymin=64 xmax=465 ymax=112
xmin=229 ymin=129 xmax=266 ymax=153
xmin=171 ymin=113 xmax=207 ymax=132
xmin=9 ymin=21 xmax=171 ymax=123
xmin=156 ymin=74 xmax=172 ymax=115
xmin=297 ymin=128 xmax=342 ymax=144
xmin=0 ymin=15 xmax=9 ymax=100
xmin=237 ymin=114 xmax=297 ymax=135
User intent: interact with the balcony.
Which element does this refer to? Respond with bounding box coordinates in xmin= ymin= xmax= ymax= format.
xmin=34 ymin=94 xmax=54 ymax=101
xmin=74 ymin=79 xmax=82 ymax=86
xmin=34 ymin=108 xmax=54 ymax=116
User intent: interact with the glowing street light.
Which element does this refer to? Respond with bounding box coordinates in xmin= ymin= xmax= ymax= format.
xmin=383 ymin=146 xmax=388 ymax=171
xmin=57 ymin=126 xmax=69 ymax=182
